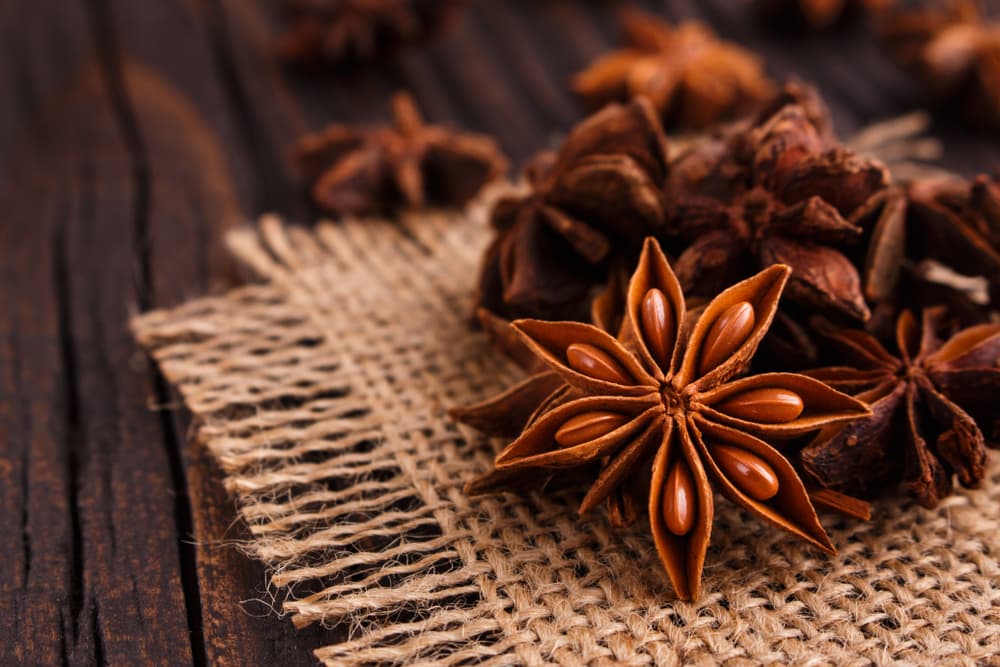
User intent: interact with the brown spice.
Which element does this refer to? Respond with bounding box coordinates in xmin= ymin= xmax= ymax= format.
xmin=758 ymin=0 xmax=893 ymax=30
xmin=878 ymin=0 xmax=1000 ymax=127
xmin=458 ymin=237 xmax=870 ymax=599
xmin=666 ymin=100 xmax=890 ymax=322
xmin=277 ymin=0 xmax=460 ymax=65
xmin=474 ymin=98 xmax=669 ymax=322
xmin=803 ymin=309 xmax=999 ymax=507
xmin=294 ymin=91 xmax=506 ymax=216
xmin=571 ymin=8 xmax=775 ymax=130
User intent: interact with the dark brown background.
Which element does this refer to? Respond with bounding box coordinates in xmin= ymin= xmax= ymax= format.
xmin=1 ymin=1 xmax=997 ymax=665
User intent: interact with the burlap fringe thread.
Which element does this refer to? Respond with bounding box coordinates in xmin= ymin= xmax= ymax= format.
xmin=132 ymin=203 xmax=1000 ymax=666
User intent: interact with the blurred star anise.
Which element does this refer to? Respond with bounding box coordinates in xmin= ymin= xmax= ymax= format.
xmin=460 ymin=238 xmax=870 ymax=599
xmin=474 ymin=98 xmax=669 ymax=322
xmin=295 ymin=91 xmax=506 ymax=216
xmin=758 ymin=0 xmax=892 ymax=30
xmin=666 ymin=102 xmax=890 ymax=321
xmin=277 ymin=0 xmax=460 ymax=65
xmin=803 ymin=309 xmax=999 ymax=508
xmin=878 ymin=0 xmax=1000 ymax=127
xmin=571 ymin=9 xmax=775 ymax=130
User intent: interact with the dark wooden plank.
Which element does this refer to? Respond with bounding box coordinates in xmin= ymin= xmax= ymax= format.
xmin=101 ymin=0 xmax=342 ymax=662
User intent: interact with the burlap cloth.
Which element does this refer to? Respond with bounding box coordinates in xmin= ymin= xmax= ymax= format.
xmin=132 ymin=201 xmax=1000 ymax=666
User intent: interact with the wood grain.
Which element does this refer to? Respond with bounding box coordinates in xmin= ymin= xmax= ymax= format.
xmin=0 ymin=0 xmax=997 ymax=664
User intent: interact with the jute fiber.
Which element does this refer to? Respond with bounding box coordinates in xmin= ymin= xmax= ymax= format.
xmin=132 ymin=202 xmax=1000 ymax=666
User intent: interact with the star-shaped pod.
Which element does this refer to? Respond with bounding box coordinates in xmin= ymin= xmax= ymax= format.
xmin=474 ymin=98 xmax=669 ymax=322
xmin=571 ymin=8 xmax=775 ymax=130
xmin=667 ymin=102 xmax=890 ymax=322
xmin=295 ymin=91 xmax=506 ymax=216
xmin=471 ymin=238 xmax=870 ymax=599
xmin=803 ymin=308 xmax=1000 ymax=507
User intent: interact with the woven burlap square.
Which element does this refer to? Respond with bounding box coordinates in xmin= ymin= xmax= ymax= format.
xmin=132 ymin=203 xmax=1000 ymax=666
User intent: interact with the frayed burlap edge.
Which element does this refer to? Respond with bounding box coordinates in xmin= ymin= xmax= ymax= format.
xmin=132 ymin=199 xmax=1000 ymax=666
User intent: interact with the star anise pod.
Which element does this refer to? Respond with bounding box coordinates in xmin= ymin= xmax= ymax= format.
xmin=277 ymin=0 xmax=460 ymax=65
xmin=758 ymin=0 xmax=893 ymax=30
xmin=802 ymin=308 xmax=999 ymax=508
xmin=666 ymin=100 xmax=890 ymax=322
xmin=474 ymin=98 xmax=669 ymax=322
xmin=461 ymin=237 xmax=870 ymax=599
xmin=571 ymin=8 xmax=776 ymax=130
xmin=906 ymin=175 xmax=1000 ymax=307
xmin=878 ymin=0 xmax=1000 ymax=127
xmin=294 ymin=91 xmax=506 ymax=216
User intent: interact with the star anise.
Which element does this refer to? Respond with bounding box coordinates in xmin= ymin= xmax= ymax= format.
xmin=461 ymin=237 xmax=870 ymax=599
xmin=802 ymin=308 xmax=999 ymax=508
xmin=294 ymin=91 xmax=506 ymax=216
xmin=571 ymin=8 xmax=776 ymax=130
xmin=666 ymin=100 xmax=890 ymax=321
xmin=878 ymin=0 xmax=1000 ymax=127
xmin=758 ymin=0 xmax=892 ymax=30
xmin=474 ymin=98 xmax=669 ymax=322
xmin=277 ymin=0 xmax=460 ymax=65
xmin=906 ymin=175 xmax=1000 ymax=307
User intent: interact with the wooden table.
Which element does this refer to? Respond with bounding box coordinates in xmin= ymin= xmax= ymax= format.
xmin=2 ymin=1 xmax=997 ymax=665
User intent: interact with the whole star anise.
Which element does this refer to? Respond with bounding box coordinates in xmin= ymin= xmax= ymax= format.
xmin=666 ymin=101 xmax=890 ymax=321
xmin=295 ymin=91 xmax=506 ymax=216
xmin=878 ymin=0 xmax=1000 ymax=127
xmin=474 ymin=98 xmax=669 ymax=322
xmin=571 ymin=9 xmax=776 ymax=130
xmin=461 ymin=237 xmax=870 ymax=599
xmin=277 ymin=0 xmax=460 ymax=65
xmin=802 ymin=308 xmax=1000 ymax=508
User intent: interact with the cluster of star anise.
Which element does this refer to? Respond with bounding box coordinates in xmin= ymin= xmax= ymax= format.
xmin=460 ymin=80 xmax=1000 ymax=597
xmin=277 ymin=0 xmax=461 ymax=65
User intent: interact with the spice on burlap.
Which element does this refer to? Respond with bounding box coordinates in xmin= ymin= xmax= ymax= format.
xmin=132 ymin=207 xmax=1000 ymax=666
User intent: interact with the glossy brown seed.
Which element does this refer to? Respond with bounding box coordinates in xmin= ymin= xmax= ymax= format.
xmin=555 ymin=411 xmax=631 ymax=447
xmin=698 ymin=301 xmax=755 ymax=376
xmin=715 ymin=387 xmax=804 ymax=423
xmin=641 ymin=288 xmax=676 ymax=370
xmin=567 ymin=343 xmax=632 ymax=384
xmin=663 ymin=458 xmax=697 ymax=536
xmin=710 ymin=443 xmax=779 ymax=501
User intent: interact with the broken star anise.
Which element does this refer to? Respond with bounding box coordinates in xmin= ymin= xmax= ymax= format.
xmin=571 ymin=8 xmax=775 ymax=131
xmin=802 ymin=308 xmax=1000 ymax=508
xmin=277 ymin=0 xmax=460 ymax=65
xmin=295 ymin=91 xmax=506 ymax=217
xmin=878 ymin=0 xmax=1000 ymax=127
xmin=474 ymin=97 xmax=669 ymax=322
xmin=667 ymin=100 xmax=890 ymax=322
xmin=461 ymin=237 xmax=870 ymax=599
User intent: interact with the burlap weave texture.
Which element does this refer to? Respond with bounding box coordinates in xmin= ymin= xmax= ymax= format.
xmin=132 ymin=207 xmax=1000 ymax=666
